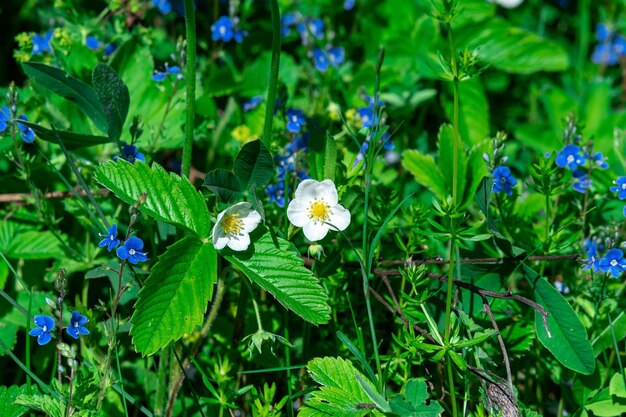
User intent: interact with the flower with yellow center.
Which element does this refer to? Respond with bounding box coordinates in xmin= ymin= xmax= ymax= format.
xmin=287 ymin=179 xmax=350 ymax=242
xmin=212 ymin=202 xmax=262 ymax=251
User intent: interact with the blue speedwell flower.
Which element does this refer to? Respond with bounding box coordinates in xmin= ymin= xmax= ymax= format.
xmin=32 ymin=30 xmax=53 ymax=55
xmin=492 ymin=166 xmax=517 ymax=196
xmin=599 ymin=248 xmax=626 ymax=278
xmin=281 ymin=12 xmax=300 ymax=37
xmin=29 ymin=315 xmax=55 ymax=346
xmin=16 ymin=115 xmax=35 ymax=143
xmin=152 ymin=65 xmax=182 ymax=82
xmin=555 ymin=144 xmax=586 ymax=170
xmin=117 ymin=237 xmax=149 ymax=264
xmin=296 ymin=18 xmax=324 ymax=44
xmin=286 ymin=108 xmax=306 ymax=133
xmin=610 ymin=177 xmax=626 ymax=200
xmin=593 ymin=152 xmax=609 ymax=169
xmin=572 ymin=170 xmax=592 ymax=193
xmin=85 ymin=36 xmax=101 ymax=50
xmin=67 ymin=311 xmax=89 ymax=339
xmin=0 ymin=106 xmax=10 ymax=133
xmin=312 ymin=46 xmax=345 ymax=72
xmin=99 ymin=224 xmax=120 ymax=251
xmin=344 ymin=0 xmax=356 ymax=10
xmin=152 ymin=0 xmax=172 ymax=14
xmin=114 ymin=142 xmax=145 ymax=164
xmin=243 ymin=96 xmax=263 ymax=112
xmin=211 ymin=16 xmax=246 ymax=43
xmin=582 ymin=240 xmax=601 ymax=272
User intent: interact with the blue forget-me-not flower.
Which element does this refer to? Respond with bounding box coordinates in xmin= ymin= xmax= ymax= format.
xmin=99 ymin=224 xmax=120 ymax=251
xmin=29 ymin=315 xmax=55 ymax=345
xmin=117 ymin=237 xmax=149 ymax=264
xmin=67 ymin=311 xmax=89 ymax=339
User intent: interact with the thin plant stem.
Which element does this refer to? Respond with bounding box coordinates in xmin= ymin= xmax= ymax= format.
xmin=182 ymin=0 xmax=197 ymax=179
xmin=166 ymin=277 xmax=226 ymax=417
xmin=444 ymin=18 xmax=460 ymax=417
xmin=262 ymin=0 xmax=281 ymax=148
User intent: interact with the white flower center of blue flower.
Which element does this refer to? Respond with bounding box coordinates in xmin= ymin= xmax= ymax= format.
xmin=622 ymin=184 xmax=626 ymax=190
xmin=611 ymin=259 xmax=618 ymax=267
xmin=566 ymin=155 xmax=574 ymax=164
xmin=42 ymin=325 xmax=47 ymax=331
xmin=291 ymin=115 xmax=298 ymax=122
xmin=74 ymin=322 xmax=79 ymax=328
xmin=500 ymin=177 xmax=507 ymax=184
xmin=110 ymin=236 xmax=115 ymax=240
xmin=219 ymin=26 xmax=226 ymax=35
xmin=129 ymin=249 xmax=136 ymax=255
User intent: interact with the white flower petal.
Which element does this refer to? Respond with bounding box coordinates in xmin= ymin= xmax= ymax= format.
xmin=214 ymin=235 xmax=229 ymax=250
xmin=242 ymin=209 xmax=262 ymax=233
xmin=287 ymin=201 xmax=310 ymax=227
xmin=211 ymin=222 xmax=223 ymax=246
xmin=318 ymin=179 xmax=338 ymax=206
xmin=328 ymin=204 xmax=350 ymax=231
xmin=227 ymin=233 xmax=250 ymax=251
xmin=303 ymin=222 xmax=329 ymax=242
xmin=294 ymin=179 xmax=319 ymax=203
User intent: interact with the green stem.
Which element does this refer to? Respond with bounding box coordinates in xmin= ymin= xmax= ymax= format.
xmin=576 ymin=0 xmax=591 ymax=92
xmin=182 ymin=0 xmax=197 ymax=179
xmin=262 ymin=0 xmax=281 ymax=148
xmin=444 ymin=19 xmax=460 ymax=417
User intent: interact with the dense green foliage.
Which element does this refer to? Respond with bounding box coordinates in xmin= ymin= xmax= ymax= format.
xmin=1 ymin=0 xmax=626 ymax=416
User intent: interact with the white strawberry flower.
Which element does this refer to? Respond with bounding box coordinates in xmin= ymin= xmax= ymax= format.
xmin=490 ymin=0 xmax=524 ymax=8
xmin=287 ymin=179 xmax=351 ymax=242
xmin=212 ymin=202 xmax=262 ymax=251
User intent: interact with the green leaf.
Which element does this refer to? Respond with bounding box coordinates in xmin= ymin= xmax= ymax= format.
xmin=610 ymin=373 xmax=626 ymax=398
xmin=585 ymin=389 xmax=626 ymax=416
xmin=437 ymin=123 xmax=467 ymax=200
xmin=336 ymin=331 xmax=378 ymax=387
xmin=92 ymin=63 xmax=130 ymax=141
xmin=354 ymin=374 xmax=391 ymax=413
xmin=455 ymin=18 xmax=570 ymax=74
xmin=95 ymin=160 xmax=211 ymax=237
xmin=15 ymin=120 xmax=110 ymax=149
xmin=593 ymin=312 xmax=626 ymax=357
xmin=299 ymin=357 xmax=380 ymax=417
xmin=203 ymin=169 xmax=243 ymax=204
xmin=14 ymin=394 xmax=65 ymax=417
xmin=389 ymin=379 xmax=444 ymax=417
xmin=224 ymin=230 xmax=330 ymax=325
xmin=402 ymin=150 xmax=447 ymax=200
xmin=233 ymin=140 xmax=274 ymax=191
xmin=309 ymin=128 xmax=337 ymax=181
xmin=21 ymin=62 xmax=108 ymax=132
xmin=0 ymin=385 xmax=29 ymax=417
xmin=2 ymin=231 xmax=64 ymax=260
xmin=131 ymin=236 xmax=217 ymax=356
xmin=529 ymin=268 xmax=595 ymax=375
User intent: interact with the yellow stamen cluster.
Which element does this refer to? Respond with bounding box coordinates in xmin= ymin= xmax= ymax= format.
xmin=222 ymin=213 xmax=243 ymax=236
xmin=308 ymin=198 xmax=332 ymax=224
